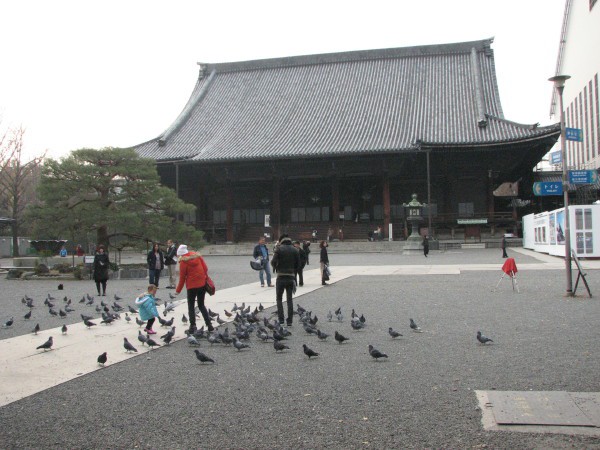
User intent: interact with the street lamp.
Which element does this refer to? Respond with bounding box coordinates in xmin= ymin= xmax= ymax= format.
xmin=549 ymin=74 xmax=573 ymax=296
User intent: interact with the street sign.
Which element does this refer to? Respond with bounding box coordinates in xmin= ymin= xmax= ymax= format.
xmin=550 ymin=151 xmax=562 ymax=164
xmin=565 ymin=127 xmax=583 ymax=142
xmin=533 ymin=182 xmax=563 ymax=196
xmin=569 ymin=170 xmax=598 ymax=185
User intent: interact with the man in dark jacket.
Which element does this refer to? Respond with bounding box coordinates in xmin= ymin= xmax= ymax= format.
xmin=271 ymin=235 xmax=300 ymax=326
xmin=253 ymin=237 xmax=273 ymax=287
xmin=164 ymin=239 xmax=178 ymax=288
xmin=293 ymin=240 xmax=307 ymax=286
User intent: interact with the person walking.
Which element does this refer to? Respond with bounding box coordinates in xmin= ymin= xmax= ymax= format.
xmin=302 ymin=240 xmax=311 ymax=265
xmin=293 ymin=240 xmax=307 ymax=287
xmin=320 ymin=240 xmax=330 ymax=285
xmin=135 ymin=284 xmax=160 ymax=334
xmin=147 ymin=243 xmax=165 ymax=287
xmin=92 ymin=245 xmax=109 ymax=296
xmin=422 ymin=235 xmax=430 ymax=257
xmin=271 ymin=235 xmax=300 ymax=325
xmin=164 ymin=239 xmax=178 ymax=288
xmin=175 ymin=244 xmax=214 ymax=333
xmin=501 ymin=236 xmax=508 ymax=258
xmin=253 ymin=236 xmax=273 ymax=287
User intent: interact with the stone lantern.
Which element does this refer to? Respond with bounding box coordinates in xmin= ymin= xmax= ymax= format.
xmin=402 ymin=193 xmax=426 ymax=254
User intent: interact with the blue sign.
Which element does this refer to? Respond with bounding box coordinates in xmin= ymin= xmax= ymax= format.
xmin=550 ymin=151 xmax=562 ymax=164
xmin=565 ymin=127 xmax=583 ymax=142
xmin=569 ymin=170 xmax=598 ymax=185
xmin=533 ymin=182 xmax=563 ymax=196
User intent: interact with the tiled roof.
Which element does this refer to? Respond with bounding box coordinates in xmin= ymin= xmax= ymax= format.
xmin=136 ymin=39 xmax=560 ymax=162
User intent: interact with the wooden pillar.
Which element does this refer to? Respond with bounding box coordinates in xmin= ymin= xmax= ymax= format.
xmin=487 ymin=171 xmax=495 ymax=220
xmin=383 ymin=173 xmax=391 ymax=239
xmin=272 ymin=177 xmax=281 ymax=240
xmin=331 ymin=176 xmax=340 ymax=231
xmin=226 ymin=183 xmax=234 ymax=242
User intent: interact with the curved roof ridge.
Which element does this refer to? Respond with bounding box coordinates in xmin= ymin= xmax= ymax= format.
xmin=204 ymin=38 xmax=495 ymax=74
xmin=486 ymin=114 xmax=560 ymax=131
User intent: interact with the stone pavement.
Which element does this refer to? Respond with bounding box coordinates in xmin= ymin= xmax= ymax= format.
xmin=0 ymin=248 xmax=599 ymax=449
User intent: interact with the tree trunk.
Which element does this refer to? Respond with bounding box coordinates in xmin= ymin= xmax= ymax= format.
xmin=97 ymin=225 xmax=109 ymax=250
xmin=11 ymin=221 xmax=19 ymax=257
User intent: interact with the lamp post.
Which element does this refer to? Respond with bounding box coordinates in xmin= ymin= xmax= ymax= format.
xmin=549 ymin=74 xmax=573 ymax=296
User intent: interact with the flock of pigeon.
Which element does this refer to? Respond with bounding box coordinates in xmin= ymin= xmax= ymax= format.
xmin=2 ymin=291 xmax=495 ymax=368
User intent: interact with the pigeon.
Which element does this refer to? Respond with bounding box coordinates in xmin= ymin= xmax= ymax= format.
xmin=216 ymin=316 xmax=226 ymax=325
xmin=80 ymin=313 xmax=93 ymax=322
xmin=79 ymin=296 xmax=86 ymax=304
xmin=303 ymin=323 xmax=318 ymax=335
xmin=36 ymin=336 xmax=53 ymax=351
xmin=47 ymin=294 xmax=56 ymax=301
xmin=61 ymin=324 xmax=68 ymax=334
xmin=162 ymin=333 xmax=174 ymax=346
xmin=258 ymin=303 xmax=264 ymax=312
xmin=65 ymin=305 xmax=75 ymax=313
xmin=233 ymin=338 xmax=250 ymax=351
xmin=48 ymin=308 xmax=58 ymax=317
xmin=59 ymin=309 xmax=67 ymax=318
xmin=58 ymin=284 xmax=63 ymax=290
xmin=114 ymin=294 xmax=122 ymax=301
xmin=100 ymin=300 xmax=107 ymax=307
xmin=388 ymin=328 xmax=403 ymax=338
xmin=194 ymin=350 xmax=215 ymax=364
xmin=257 ymin=331 xmax=273 ymax=342
xmin=273 ymin=330 xmax=287 ymax=341
xmin=169 ymin=293 xmax=177 ymax=300
xmin=359 ymin=314 xmax=366 ymax=324
xmin=351 ymin=309 xmax=358 ymax=319
xmin=409 ymin=318 xmax=422 ymax=332
xmin=316 ymin=329 xmax=329 ymax=340
xmin=126 ymin=305 xmax=137 ymax=314
xmin=334 ymin=307 xmax=341 ymax=315
xmin=477 ymin=331 xmax=494 ymax=345
xmin=327 ymin=310 xmax=333 ymax=322
xmin=273 ymin=340 xmax=289 ymax=352
xmin=368 ymin=344 xmax=388 ymax=361
xmin=83 ymin=319 xmax=97 ymax=328
xmin=138 ymin=330 xmax=148 ymax=346
xmin=163 ymin=317 xmax=174 ymax=327
xmin=187 ymin=335 xmax=200 ymax=346
xmin=123 ymin=337 xmax=138 ymax=353
xmin=334 ymin=331 xmax=349 ymax=344
xmin=3 ymin=317 xmax=14 ymax=327
xmin=86 ymin=297 xmax=94 ymax=306
xmin=146 ymin=337 xmax=160 ymax=349
xmin=303 ymin=344 xmax=319 ymax=359
xmin=97 ymin=352 xmax=107 ymax=366
xmin=23 ymin=311 xmax=32 ymax=320
xmin=337 ymin=311 xmax=344 ymax=322
xmin=125 ymin=313 xmax=131 ymax=324
xmin=33 ymin=323 xmax=40 ymax=334
xmin=350 ymin=319 xmax=365 ymax=330
xmin=181 ymin=314 xmax=188 ymax=324
xmin=224 ymin=309 xmax=232 ymax=318
xmin=136 ymin=317 xmax=145 ymax=327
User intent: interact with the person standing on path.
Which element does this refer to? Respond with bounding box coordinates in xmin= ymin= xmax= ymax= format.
xmin=271 ymin=235 xmax=300 ymax=325
xmin=501 ymin=236 xmax=508 ymax=258
xmin=147 ymin=243 xmax=165 ymax=287
xmin=320 ymin=240 xmax=330 ymax=285
xmin=253 ymin=236 xmax=273 ymax=287
xmin=92 ymin=245 xmax=109 ymax=296
xmin=302 ymin=240 xmax=311 ymax=265
xmin=175 ymin=244 xmax=214 ymax=333
xmin=164 ymin=239 xmax=178 ymax=288
xmin=293 ymin=240 xmax=307 ymax=287
xmin=135 ymin=284 xmax=160 ymax=334
xmin=422 ymin=235 xmax=429 ymax=257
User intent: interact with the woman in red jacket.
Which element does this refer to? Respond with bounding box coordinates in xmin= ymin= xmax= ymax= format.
xmin=175 ymin=245 xmax=214 ymax=333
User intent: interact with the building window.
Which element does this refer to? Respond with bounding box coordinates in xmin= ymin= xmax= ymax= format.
xmin=575 ymin=208 xmax=594 ymax=254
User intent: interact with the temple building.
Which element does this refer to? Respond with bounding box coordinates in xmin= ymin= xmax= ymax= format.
xmin=136 ymin=38 xmax=560 ymax=242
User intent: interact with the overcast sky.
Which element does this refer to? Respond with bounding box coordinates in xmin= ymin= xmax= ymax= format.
xmin=0 ymin=0 xmax=566 ymax=160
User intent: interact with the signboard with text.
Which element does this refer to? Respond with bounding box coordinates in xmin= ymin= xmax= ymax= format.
xmin=565 ymin=127 xmax=583 ymax=142
xmin=533 ymin=182 xmax=563 ymax=196
xmin=550 ymin=151 xmax=562 ymax=165
xmin=569 ymin=170 xmax=598 ymax=185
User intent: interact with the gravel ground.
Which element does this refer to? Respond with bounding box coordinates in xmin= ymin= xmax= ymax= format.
xmin=1 ymin=250 xmax=600 ymax=449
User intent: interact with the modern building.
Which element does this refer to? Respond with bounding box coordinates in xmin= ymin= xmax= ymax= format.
xmin=550 ymin=0 xmax=600 ymax=170
xmin=136 ymin=39 xmax=560 ymax=243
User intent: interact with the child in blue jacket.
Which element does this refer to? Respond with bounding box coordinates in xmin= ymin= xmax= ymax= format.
xmin=135 ymin=284 xmax=160 ymax=334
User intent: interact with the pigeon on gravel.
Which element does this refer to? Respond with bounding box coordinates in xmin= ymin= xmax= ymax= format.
xmin=327 ymin=311 xmax=333 ymax=322
xmin=194 ymin=350 xmax=215 ymax=364
xmin=97 ymin=352 xmax=107 ymax=366
xmin=36 ymin=336 xmax=53 ymax=351
xmin=65 ymin=305 xmax=75 ymax=313
xmin=233 ymin=338 xmax=250 ymax=351
xmin=350 ymin=319 xmax=365 ymax=331
xmin=23 ymin=311 xmax=32 ymax=320
xmin=409 ymin=318 xmax=422 ymax=332
xmin=388 ymin=328 xmax=403 ymax=338
xmin=303 ymin=344 xmax=319 ymax=359
xmin=61 ymin=324 xmax=68 ymax=334
xmin=316 ymin=329 xmax=329 ymax=341
xmin=368 ymin=345 xmax=388 ymax=361
xmin=79 ymin=296 xmax=86 ymax=304
xmin=334 ymin=331 xmax=349 ymax=344
xmin=3 ymin=317 xmax=14 ymax=327
xmin=48 ymin=308 xmax=58 ymax=317
xmin=273 ymin=340 xmax=289 ymax=352
xmin=80 ymin=314 xmax=93 ymax=322
xmin=477 ymin=331 xmax=493 ymax=345
xmin=337 ymin=311 xmax=344 ymax=322
xmin=59 ymin=309 xmax=67 ymax=318
xmin=114 ymin=294 xmax=122 ymax=301
xmin=123 ymin=337 xmax=138 ymax=353
xmin=33 ymin=323 xmax=40 ymax=335
xmin=187 ymin=335 xmax=200 ymax=346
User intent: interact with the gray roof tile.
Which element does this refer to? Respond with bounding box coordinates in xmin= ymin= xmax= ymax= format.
xmin=136 ymin=39 xmax=560 ymax=162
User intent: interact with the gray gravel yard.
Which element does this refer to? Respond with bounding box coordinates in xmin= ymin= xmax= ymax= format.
xmin=1 ymin=250 xmax=599 ymax=449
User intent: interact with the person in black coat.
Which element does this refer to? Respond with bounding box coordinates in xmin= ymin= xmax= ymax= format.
xmin=271 ymin=235 xmax=300 ymax=325
xmin=422 ymin=235 xmax=429 ymax=257
xmin=92 ymin=245 xmax=110 ymax=296
xmin=501 ymin=236 xmax=508 ymax=258
xmin=164 ymin=239 xmax=178 ymax=288
xmin=302 ymin=240 xmax=311 ymax=265
xmin=293 ymin=240 xmax=307 ymax=287
xmin=320 ymin=240 xmax=329 ymax=285
xmin=147 ymin=243 xmax=165 ymax=287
